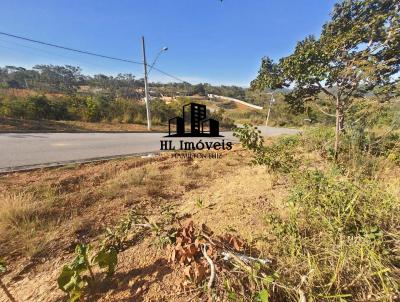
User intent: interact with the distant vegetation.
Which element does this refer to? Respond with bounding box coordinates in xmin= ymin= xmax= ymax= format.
xmin=0 ymin=65 xmax=249 ymax=128
xmin=0 ymin=65 xmax=247 ymax=99
xmin=0 ymin=65 xmax=339 ymax=130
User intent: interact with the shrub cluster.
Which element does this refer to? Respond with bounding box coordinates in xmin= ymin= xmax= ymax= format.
xmin=234 ymin=124 xmax=400 ymax=300
xmin=0 ymin=94 xmax=147 ymax=123
xmin=0 ymin=93 xmax=236 ymax=128
xmin=233 ymin=124 xmax=300 ymax=173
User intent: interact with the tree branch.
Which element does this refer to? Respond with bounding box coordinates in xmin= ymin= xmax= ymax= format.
xmin=313 ymin=103 xmax=337 ymax=117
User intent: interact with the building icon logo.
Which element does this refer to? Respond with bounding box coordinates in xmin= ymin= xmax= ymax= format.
xmin=167 ymin=103 xmax=222 ymax=137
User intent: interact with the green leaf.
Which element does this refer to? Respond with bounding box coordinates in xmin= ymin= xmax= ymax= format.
xmin=258 ymin=289 xmax=269 ymax=302
xmin=69 ymin=289 xmax=84 ymax=302
xmin=70 ymin=244 xmax=90 ymax=273
xmin=93 ymin=247 xmax=118 ymax=276
xmin=57 ymin=244 xmax=91 ymax=301
xmin=227 ymin=291 xmax=237 ymax=300
xmin=57 ymin=265 xmax=87 ymax=301
xmin=57 ymin=266 xmax=77 ymax=292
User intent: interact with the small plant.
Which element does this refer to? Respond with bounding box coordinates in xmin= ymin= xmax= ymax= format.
xmin=57 ymin=210 xmax=160 ymax=301
xmin=92 ymin=246 xmax=118 ymax=276
xmin=160 ymin=205 xmax=177 ymax=224
xmin=234 ymin=124 xmax=300 ymax=173
xmin=58 ymin=242 xmax=119 ymax=302
xmin=58 ymin=244 xmax=93 ymax=302
xmin=195 ymin=196 xmax=204 ymax=208
xmin=102 ymin=209 xmax=145 ymax=249
xmin=151 ymin=222 xmax=176 ymax=249
xmin=233 ymin=124 xmax=264 ymax=155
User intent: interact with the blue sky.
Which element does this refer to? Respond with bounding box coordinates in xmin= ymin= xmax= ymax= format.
xmin=0 ymin=0 xmax=337 ymax=86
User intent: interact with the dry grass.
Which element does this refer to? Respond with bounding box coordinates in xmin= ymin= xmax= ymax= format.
xmin=0 ymin=151 xmax=245 ymax=259
xmin=0 ymin=191 xmax=36 ymax=234
xmin=0 ymin=150 xmax=261 ymax=301
xmin=0 ymin=190 xmax=59 ymax=257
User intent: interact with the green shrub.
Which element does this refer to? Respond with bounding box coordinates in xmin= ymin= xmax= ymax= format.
xmin=49 ymin=98 xmax=70 ymax=120
xmin=234 ymin=124 xmax=300 ymax=173
xmin=0 ymin=93 xmax=177 ymax=125
xmin=302 ymin=124 xmax=400 ymax=169
xmin=84 ymin=96 xmax=105 ymax=122
xmin=25 ymin=95 xmax=52 ymax=119
xmin=0 ymin=95 xmax=26 ymax=118
xmin=208 ymin=108 xmax=235 ymax=129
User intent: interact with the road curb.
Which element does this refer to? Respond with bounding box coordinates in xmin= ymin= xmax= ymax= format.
xmin=0 ymin=151 xmax=160 ymax=174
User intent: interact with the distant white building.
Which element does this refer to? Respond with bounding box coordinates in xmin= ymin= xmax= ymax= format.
xmin=207 ymin=94 xmax=263 ymax=110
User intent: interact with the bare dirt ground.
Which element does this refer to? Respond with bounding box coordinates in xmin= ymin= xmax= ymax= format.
xmin=0 ymin=147 xmax=285 ymax=301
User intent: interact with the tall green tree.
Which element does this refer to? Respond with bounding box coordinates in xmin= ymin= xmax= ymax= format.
xmin=252 ymin=0 xmax=399 ymax=157
xmin=33 ymin=65 xmax=83 ymax=94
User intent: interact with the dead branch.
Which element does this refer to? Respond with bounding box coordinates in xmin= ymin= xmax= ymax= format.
xmin=201 ymin=244 xmax=215 ymax=290
xmin=221 ymin=251 xmax=272 ymax=266
xmin=298 ymin=289 xmax=307 ymax=302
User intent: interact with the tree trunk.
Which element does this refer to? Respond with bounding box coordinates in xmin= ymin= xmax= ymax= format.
xmin=334 ymin=97 xmax=345 ymax=160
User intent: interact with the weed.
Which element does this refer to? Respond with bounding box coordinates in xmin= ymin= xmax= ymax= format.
xmin=104 ymin=166 xmax=152 ymax=198
xmin=160 ymin=205 xmax=177 ymax=224
xmin=58 ymin=244 xmax=94 ymax=302
xmin=195 ymin=196 xmax=204 ymax=208
xmin=263 ymin=169 xmax=400 ymax=300
xmin=58 ymin=229 xmax=122 ymax=301
xmin=0 ymin=192 xmax=35 ymax=234
xmin=57 ymin=210 xmax=152 ymax=301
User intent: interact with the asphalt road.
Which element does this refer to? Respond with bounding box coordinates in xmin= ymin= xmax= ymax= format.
xmin=0 ymin=126 xmax=300 ymax=172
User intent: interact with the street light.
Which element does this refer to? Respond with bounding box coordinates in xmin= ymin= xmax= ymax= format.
xmin=141 ymin=36 xmax=168 ymax=131
xmin=148 ymin=46 xmax=168 ymax=75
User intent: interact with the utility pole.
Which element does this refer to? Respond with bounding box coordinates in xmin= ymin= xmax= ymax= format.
xmin=142 ymin=36 xmax=151 ymax=131
xmin=266 ymin=105 xmax=272 ymax=126
xmin=265 ymin=92 xmax=275 ymax=127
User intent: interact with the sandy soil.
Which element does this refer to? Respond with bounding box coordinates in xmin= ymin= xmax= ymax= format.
xmin=0 ymin=148 xmax=285 ymax=301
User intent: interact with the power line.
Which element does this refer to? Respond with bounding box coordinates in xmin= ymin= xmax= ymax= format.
xmin=0 ymin=31 xmax=190 ymax=84
xmin=0 ymin=38 xmax=117 ymax=71
xmin=0 ymin=31 xmax=143 ymax=65
xmin=149 ymin=65 xmax=189 ymax=83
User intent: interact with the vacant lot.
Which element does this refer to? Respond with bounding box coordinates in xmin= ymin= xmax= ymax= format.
xmin=1 ymin=147 xmax=284 ymax=301
xmin=1 ymin=128 xmax=399 ymax=301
